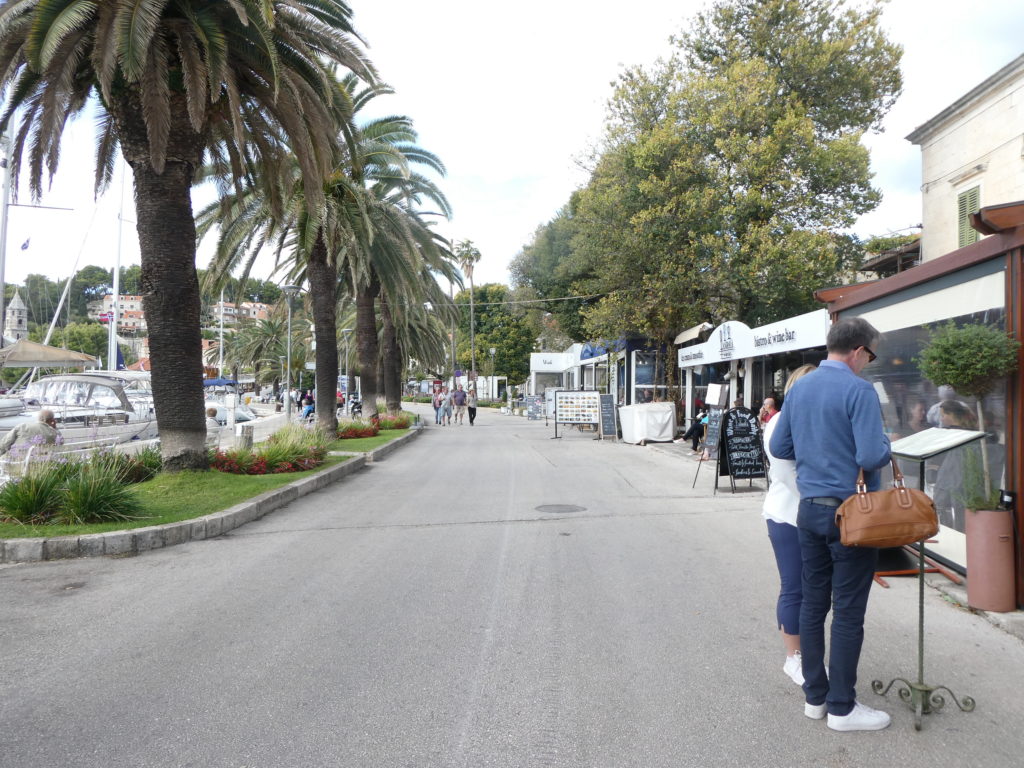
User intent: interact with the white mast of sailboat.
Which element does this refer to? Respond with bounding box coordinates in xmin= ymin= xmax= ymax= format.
xmin=107 ymin=163 xmax=127 ymax=370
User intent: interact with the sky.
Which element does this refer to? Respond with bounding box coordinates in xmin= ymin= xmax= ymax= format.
xmin=2 ymin=0 xmax=1023 ymax=295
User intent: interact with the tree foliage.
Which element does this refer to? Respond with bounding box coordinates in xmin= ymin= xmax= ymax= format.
xmin=516 ymin=0 xmax=902 ymax=347
xmin=454 ymin=284 xmax=534 ymax=382
xmin=917 ymin=323 xmax=1020 ymax=399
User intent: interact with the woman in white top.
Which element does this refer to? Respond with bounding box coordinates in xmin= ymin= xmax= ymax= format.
xmin=762 ymin=364 xmax=816 ymax=686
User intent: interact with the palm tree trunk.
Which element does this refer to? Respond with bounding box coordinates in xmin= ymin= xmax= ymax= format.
xmin=380 ymin=296 xmax=401 ymax=415
xmin=355 ymin=273 xmax=380 ymax=413
xmin=308 ymin=235 xmax=339 ymax=432
xmin=114 ymin=90 xmax=207 ymax=471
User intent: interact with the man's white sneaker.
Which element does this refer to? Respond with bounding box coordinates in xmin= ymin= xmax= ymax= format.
xmin=784 ymin=653 xmax=804 ymax=686
xmin=827 ymin=702 xmax=891 ymax=731
xmin=804 ymin=702 xmax=827 ymax=720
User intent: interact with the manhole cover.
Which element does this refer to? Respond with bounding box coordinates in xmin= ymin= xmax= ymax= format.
xmin=535 ymin=504 xmax=586 ymax=514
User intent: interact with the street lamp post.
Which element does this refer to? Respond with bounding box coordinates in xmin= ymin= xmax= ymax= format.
xmin=489 ymin=347 xmax=496 ymax=400
xmin=341 ymin=328 xmax=353 ymax=414
xmin=282 ymin=285 xmax=301 ymax=421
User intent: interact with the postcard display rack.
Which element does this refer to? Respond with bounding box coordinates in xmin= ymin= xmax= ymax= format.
xmin=872 ymin=428 xmax=982 ymax=730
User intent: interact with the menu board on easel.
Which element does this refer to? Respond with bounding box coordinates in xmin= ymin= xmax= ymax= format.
xmin=599 ymin=393 xmax=617 ymax=439
xmin=526 ymin=395 xmax=543 ymax=420
xmin=718 ymin=407 xmax=766 ymax=484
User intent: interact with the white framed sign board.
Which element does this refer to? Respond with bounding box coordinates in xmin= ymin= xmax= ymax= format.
xmin=554 ymin=390 xmax=601 ymax=424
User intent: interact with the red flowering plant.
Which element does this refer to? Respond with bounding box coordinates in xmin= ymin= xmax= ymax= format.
xmin=336 ymin=418 xmax=380 ymax=439
xmin=377 ymin=412 xmax=413 ymax=430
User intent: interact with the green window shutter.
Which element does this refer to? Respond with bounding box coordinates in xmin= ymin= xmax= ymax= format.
xmin=957 ymin=186 xmax=980 ymax=248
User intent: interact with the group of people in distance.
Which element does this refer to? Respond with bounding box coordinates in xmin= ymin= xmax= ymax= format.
xmin=432 ymin=384 xmax=478 ymax=426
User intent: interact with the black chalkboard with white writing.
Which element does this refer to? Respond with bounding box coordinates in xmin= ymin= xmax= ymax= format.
xmin=599 ymin=393 xmax=617 ymax=438
xmin=718 ymin=407 xmax=766 ymax=479
xmin=704 ymin=408 xmax=724 ymax=449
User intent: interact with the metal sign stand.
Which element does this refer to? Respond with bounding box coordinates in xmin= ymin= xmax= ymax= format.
xmin=872 ymin=428 xmax=984 ymax=730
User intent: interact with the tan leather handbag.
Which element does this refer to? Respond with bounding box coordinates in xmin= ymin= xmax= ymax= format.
xmin=835 ymin=458 xmax=939 ymax=548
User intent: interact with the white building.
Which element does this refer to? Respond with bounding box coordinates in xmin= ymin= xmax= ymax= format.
xmin=3 ymin=289 xmax=28 ymax=341
xmin=87 ymin=294 xmax=148 ymax=332
xmin=907 ymin=53 xmax=1024 ymax=261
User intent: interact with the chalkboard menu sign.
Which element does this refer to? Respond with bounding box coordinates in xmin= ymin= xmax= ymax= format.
xmin=719 ymin=407 xmax=766 ymax=479
xmin=526 ymin=395 xmax=543 ymax=420
xmin=704 ymin=408 xmax=724 ymax=449
xmin=599 ymin=394 xmax=617 ymax=438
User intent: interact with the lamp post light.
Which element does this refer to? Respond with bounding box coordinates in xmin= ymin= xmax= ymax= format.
xmin=278 ymin=356 xmax=285 ymax=403
xmin=341 ymin=328 xmax=353 ymax=414
xmin=282 ymin=285 xmax=301 ymax=421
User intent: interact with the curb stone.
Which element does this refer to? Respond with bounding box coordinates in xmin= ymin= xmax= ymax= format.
xmin=0 ymin=428 xmax=421 ymax=565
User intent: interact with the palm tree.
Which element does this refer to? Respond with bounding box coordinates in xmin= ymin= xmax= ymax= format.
xmin=454 ymin=240 xmax=482 ymax=376
xmin=222 ymin=313 xmax=292 ymax=395
xmin=0 ymin=1 xmax=372 ymax=469
xmin=200 ymin=78 xmax=456 ymax=424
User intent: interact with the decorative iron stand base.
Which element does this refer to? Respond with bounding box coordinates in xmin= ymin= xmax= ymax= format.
xmin=873 ymin=543 xmax=976 ymax=730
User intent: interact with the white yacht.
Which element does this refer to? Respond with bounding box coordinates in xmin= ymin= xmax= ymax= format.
xmin=0 ymin=370 xmax=158 ymax=448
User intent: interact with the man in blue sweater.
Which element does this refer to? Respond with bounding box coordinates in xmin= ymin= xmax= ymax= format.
xmin=770 ymin=317 xmax=892 ymax=732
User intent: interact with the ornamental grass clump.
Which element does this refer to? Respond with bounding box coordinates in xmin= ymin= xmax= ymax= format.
xmin=56 ymin=463 xmax=143 ymax=525
xmin=0 ymin=458 xmax=142 ymax=525
xmin=0 ymin=465 xmax=65 ymax=523
xmin=89 ymin=448 xmax=160 ymax=484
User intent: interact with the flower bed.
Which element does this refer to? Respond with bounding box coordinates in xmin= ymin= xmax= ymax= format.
xmin=210 ymin=423 xmax=329 ymax=475
xmin=378 ymin=412 xmax=413 ymax=430
xmin=336 ymin=419 xmax=380 ymax=439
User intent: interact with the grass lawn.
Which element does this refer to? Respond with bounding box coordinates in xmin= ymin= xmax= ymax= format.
xmin=327 ymin=429 xmax=410 ymax=453
xmin=0 ymin=456 xmax=349 ymax=540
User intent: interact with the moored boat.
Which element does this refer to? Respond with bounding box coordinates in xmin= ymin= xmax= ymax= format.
xmin=0 ymin=370 xmax=158 ymax=448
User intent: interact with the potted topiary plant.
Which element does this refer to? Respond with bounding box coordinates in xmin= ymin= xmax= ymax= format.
xmin=917 ymin=321 xmax=1020 ymax=611
xmin=917 ymin=322 xmax=1020 ymax=499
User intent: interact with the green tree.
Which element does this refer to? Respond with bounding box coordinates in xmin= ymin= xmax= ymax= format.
xmin=510 ymin=206 xmax=587 ymax=342
xmin=0 ymin=1 xmax=372 ymax=470
xmin=20 ymin=274 xmax=63 ymax=325
xmin=563 ymin=0 xmax=902 ymax=353
xmin=198 ymin=79 xmax=453 ymax=426
xmin=119 ymin=265 xmax=143 ymax=295
xmin=455 ymin=284 xmax=534 ymax=383
xmin=29 ymin=321 xmax=109 ymax=362
xmin=70 ymin=265 xmax=113 ymax=321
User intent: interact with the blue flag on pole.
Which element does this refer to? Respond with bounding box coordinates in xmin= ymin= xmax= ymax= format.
xmin=20 ymin=238 xmax=29 ymax=250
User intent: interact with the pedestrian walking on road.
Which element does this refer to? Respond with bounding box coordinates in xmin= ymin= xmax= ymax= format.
xmin=761 ymin=364 xmax=816 ymax=687
xmin=440 ymin=387 xmax=453 ymax=425
xmin=770 ymin=317 xmax=892 ymax=732
xmin=452 ymin=384 xmax=468 ymax=424
xmin=432 ymin=388 xmax=444 ymax=425
xmin=466 ymin=387 xmax=478 ymax=425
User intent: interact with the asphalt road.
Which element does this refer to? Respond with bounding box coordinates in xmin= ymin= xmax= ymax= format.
xmin=2 ymin=405 xmax=1024 ymax=767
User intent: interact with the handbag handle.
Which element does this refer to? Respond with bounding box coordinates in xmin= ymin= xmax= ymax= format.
xmin=854 ymin=457 xmax=904 ymax=494
xmin=852 ymin=458 xmax=913 ymax=513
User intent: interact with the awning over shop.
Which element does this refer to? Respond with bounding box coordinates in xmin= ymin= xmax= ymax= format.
xmin=673 ymin=322 xmax=713 ymax=345
xmin=677 ymin=309 xmax=830 ymax=368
